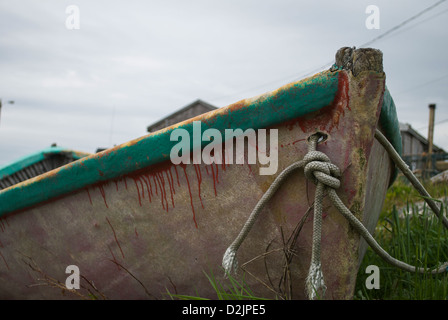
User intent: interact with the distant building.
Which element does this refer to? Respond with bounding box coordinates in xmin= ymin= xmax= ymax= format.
xmin=147 ymin=99 xmax=217 ymax=133
xmin=400 ymin=122 xmax=444 ymax=156
xmin=399 ymin=122 xmax=446 ymax=172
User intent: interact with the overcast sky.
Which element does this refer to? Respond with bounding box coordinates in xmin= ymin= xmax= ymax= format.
xmin=1 ymin=0 xmax=447 ymax=166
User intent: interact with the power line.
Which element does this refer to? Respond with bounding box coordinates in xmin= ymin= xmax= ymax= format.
xmin=417 ymin=118 xmax=448 ymax=130
xmin=207 ymin=58 xmax=337 ymax=103
xmin=360 ymin=0 xmax=447 ymax=47
xmin=207 ymin=72 xmax=307 ymax=102
xmin=320 ymin=0 xmax=448 ymax=72
xmin=376 ymin=7 xmax=448 ymax=42
xmin=210 ymin=0 xmax=447 ymax=104
xmin=395 ymin=73 xmax=448 ymax=96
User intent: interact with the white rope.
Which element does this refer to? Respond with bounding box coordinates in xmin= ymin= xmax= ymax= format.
xmin=374 ymin=129 xmax=448 ymax=229
xmin=222 ymin=130 xmax=448 ymax=300
xmin=222 ymin=158 xmax=307 ymax=274
xmin=303 ymin=135 xmax=341 ymax=299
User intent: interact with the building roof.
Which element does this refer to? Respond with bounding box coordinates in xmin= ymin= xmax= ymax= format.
xmin=399 ymin=122 xmax=445 ymax=153
xmin=146 ymin=99 xmax=217 ymax=132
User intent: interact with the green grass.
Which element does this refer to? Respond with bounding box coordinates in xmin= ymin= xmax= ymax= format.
xmin=167 ymin=269 xmax=268 ymax=300
xmin=354 ymin=179 xmax=448 ymax=300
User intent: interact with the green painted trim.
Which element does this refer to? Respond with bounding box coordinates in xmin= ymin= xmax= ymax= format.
xmin=0 ymin=70 xmax=400 ymax=216
xmin=0 ymin=147 xmax=90 ymax=179
xmin=379 ymin=87 xmax=402 ymax=156
xmin=379 ymin=87 xmax=402 ymax=184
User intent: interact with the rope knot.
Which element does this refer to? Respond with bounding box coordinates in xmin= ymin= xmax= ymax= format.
xmin=303 ymin=151 xmax=341 ymax=189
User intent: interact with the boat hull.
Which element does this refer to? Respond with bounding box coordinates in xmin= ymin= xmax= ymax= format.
xmin=0 ymin=68 xmax=395 ymax=300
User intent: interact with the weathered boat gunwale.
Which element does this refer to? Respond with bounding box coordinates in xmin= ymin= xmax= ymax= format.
xmin=0 ymin=147 xmax=90 ymax=179
xmin=0 ymin=69 xmax=401 ymax=218
xmin=0 ymin=147 xmax=90 ymax=191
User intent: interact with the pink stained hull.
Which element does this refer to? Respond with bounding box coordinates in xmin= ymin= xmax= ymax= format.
xmin=0 ymin=71 xmax=393 ymax=299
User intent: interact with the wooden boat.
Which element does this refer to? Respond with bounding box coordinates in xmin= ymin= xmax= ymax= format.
xmin=0 ymin=146 xmax=90 ymax=190
xmin=0 ymin=47 xmax=401 ymax=300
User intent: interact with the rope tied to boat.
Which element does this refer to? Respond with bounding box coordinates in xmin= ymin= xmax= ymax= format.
xmin=222 ymin=130 xmax=448 ymax=300
xmin=222 ymin=133 xmax=342 ymax=299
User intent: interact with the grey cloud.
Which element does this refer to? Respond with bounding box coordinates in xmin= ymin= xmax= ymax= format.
xmin=0 ymin=0 xmax=447 ymax=166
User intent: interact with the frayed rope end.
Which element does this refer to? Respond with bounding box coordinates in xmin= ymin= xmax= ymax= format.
xmin=306 ymin=262 xmax=327 ymax=300
xmin=222 ymin=247 xmax=238 ymax=276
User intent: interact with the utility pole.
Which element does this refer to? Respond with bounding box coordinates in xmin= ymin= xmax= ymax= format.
xmin=427 ymin=103 xmax=436 ymax=171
